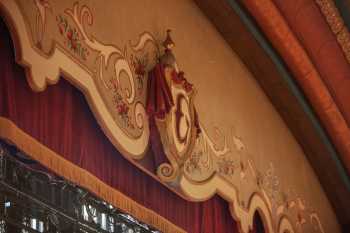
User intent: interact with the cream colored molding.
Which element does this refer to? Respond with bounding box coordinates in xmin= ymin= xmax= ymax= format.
xmin=0 ymin=0 xmax=150 ymax=159
xmin=180 ymin=176 xmax=275 ymax=233
xmin=0 ymin=1 xmax=328 ymax=233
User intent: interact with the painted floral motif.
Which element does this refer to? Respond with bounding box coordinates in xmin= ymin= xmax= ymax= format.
xmin=262 ymin=163 xmax=283 ymax=206
xmin=217 ymin=157 xmax=236 ymax=176
xmin=185 ymin=150 xmax=203 ymax=174
xmin=110 ymin=85 xmax=135 ymax=129
xmin=63 ymin=2 xmax=153 ymax=148
xmin=186 ymin=126 xmax=326 ymax=233
xmin=130 ymin=54 xmax=148 ymax=93
xmin=56 ymin=14 xmax=89 ymax=60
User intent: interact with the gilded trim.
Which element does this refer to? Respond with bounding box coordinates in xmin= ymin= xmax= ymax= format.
xmin=315 ymin=0 xmax=350 ymax=64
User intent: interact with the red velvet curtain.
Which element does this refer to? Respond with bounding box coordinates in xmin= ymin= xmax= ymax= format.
xmin=0 ymin=19 xmax=240 ymax=233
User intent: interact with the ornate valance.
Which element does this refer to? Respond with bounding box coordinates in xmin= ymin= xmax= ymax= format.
xmin=0 ymin=1 xmax=339 ymax=232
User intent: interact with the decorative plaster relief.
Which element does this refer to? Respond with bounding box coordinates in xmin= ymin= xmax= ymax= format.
xmin=0 ymin=1 xmax=328 ymax=232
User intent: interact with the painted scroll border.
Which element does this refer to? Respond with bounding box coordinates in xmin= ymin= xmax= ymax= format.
xmin=1 ymin=0 xmax=151 ymax=159
xmin=0 ymin=1 xmax=324 ymax=233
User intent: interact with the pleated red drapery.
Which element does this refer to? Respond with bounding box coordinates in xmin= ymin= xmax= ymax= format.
xmin=0 ymin=19 xmax=241 ymax=233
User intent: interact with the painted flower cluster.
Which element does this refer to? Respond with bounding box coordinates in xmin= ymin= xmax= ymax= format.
xmin=56 ymin=15 xmax=89 ymax=60
xmin=109 ymin=80 xmax=135 ymax=129
xmin=130 ymin=54 xmax=148 ymax=93
xmin=185 ymin=150 xmax=203 ymax=174
xmin=217 ymin=157 xmax=235 ymax=176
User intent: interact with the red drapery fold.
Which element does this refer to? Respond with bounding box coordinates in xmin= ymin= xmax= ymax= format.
xmin=0 ymin=19 xmax=242 ymax=233
xmin=146 ymin=63 xmax=174 ymax=119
